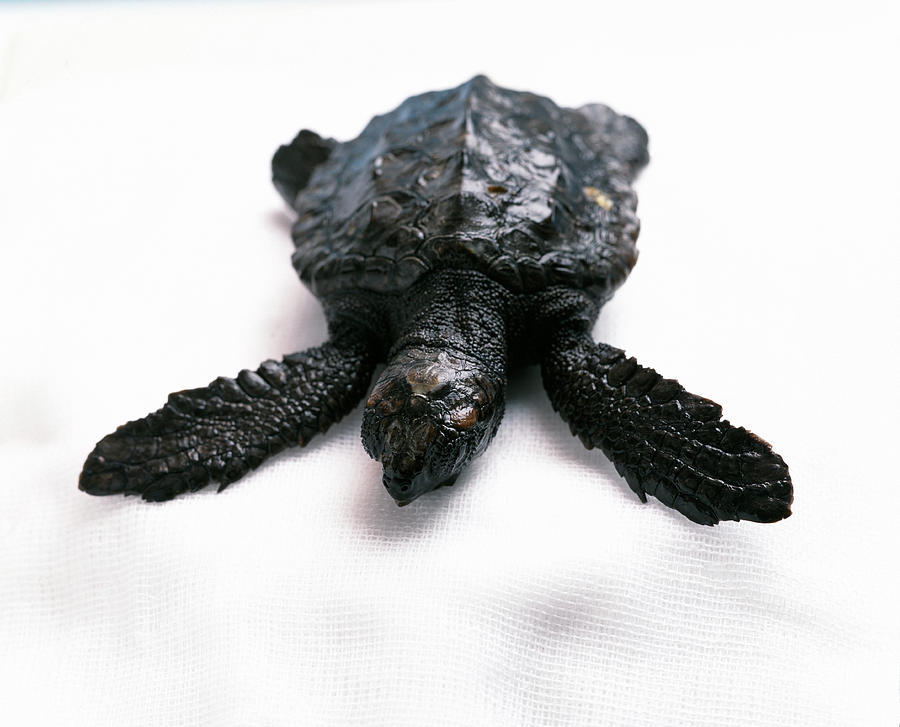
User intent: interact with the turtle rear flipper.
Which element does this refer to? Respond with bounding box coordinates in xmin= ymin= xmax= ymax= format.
xmin=271 ymin=129 xmax=336 ymax=206
xmin=541 ymin=330 xmax=792 ymax=525
xmin=79 ymin=338 xmax=376 ymax=502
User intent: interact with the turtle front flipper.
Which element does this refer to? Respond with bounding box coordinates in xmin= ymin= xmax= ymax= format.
xmin=540 ymin=329 xmax=792 ymax=526
xmin=79 ymin=337 xmax=376 ymax=501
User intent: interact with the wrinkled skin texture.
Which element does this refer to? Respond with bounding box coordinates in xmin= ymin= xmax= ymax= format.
xmin=80 ymin=76 xmax=792 ymax=525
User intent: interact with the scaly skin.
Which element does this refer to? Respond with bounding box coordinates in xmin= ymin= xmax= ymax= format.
xmin=541 ymin=328 xmax=792 ymax=525
xmin=79 ymin=336 xmax=377 ymax=501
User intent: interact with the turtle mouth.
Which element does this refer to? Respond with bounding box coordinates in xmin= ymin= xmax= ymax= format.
xmin=382 ymin=470 xmax=462 ymax=506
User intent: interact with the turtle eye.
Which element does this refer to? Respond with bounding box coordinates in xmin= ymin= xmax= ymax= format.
xmin=449 ymin=405 xmax=478 ymax=430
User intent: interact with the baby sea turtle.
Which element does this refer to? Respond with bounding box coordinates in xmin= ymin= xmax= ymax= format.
xmin=79 ymin=76 xmax=793 ymax=525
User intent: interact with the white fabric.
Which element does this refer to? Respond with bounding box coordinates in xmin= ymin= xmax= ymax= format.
xmin=1 ymin=2 xmax=898 ymax=725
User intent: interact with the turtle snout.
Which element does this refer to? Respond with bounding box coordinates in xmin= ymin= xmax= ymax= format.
xmin=381 ymin=471 xmax=419 ymax=505
xmin=378 ymin=417 xmax=438 ymax=504
xmin=381 ymin=456 xmax=459 ymax=506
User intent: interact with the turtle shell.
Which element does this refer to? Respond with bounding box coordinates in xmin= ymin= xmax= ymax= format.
xmin=279 ymin=75 xmax=648 ymax=299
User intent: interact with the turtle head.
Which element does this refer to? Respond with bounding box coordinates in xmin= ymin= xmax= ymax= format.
xmin=362 ymin=348 xmax=504 ymax=505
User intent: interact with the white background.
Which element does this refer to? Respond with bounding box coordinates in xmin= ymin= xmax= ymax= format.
xmin=1 ymin=1 xmax=898 ymax=725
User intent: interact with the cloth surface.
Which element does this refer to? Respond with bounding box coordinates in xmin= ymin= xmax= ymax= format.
xmin=1 ymin=2 xmax=898 ymax=725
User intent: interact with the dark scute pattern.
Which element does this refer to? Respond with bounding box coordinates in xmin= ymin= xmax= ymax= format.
xmin=540 ymin=330 xmax=793 ymax=525
xmin=79 ymin=340 xmax=376 ymax=501
xmin=282 ymin=75 xmax=647 ymax=298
